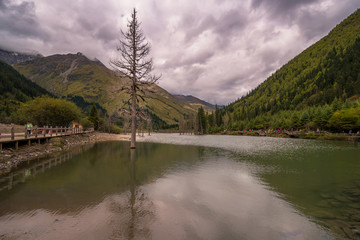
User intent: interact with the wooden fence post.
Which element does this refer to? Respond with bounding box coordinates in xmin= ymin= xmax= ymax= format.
xmin=24 ymin=125 xmax=27 ymax=139
xmin=11 ymin=124 xmax=15 ymax=140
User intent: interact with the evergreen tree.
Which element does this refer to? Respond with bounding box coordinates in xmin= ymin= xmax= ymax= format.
xmin=197 ymin=107 xmax=207 ymax=134
xmin=88 ymin=104 xmax=99 ymax=130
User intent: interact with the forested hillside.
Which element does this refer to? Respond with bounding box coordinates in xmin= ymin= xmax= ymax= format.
xmin=0 ymin=61 xmax=50 ymax=122
xmin=209 ymin=9 xmax=360 ymax=133
xmin=14 ymin=53 xmax=196 ymax=128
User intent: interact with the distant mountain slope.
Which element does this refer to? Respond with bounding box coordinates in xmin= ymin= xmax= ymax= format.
xmin=14 ymin=53 xmax=196 ymax=125
xmin=173 ymin=94 xmax=215 ymax=112
xmin=0 ymin=60 xmax=50 ymax=120
xmin=0 ymin=49 xmax=42 ymax=65
xmin=227 ymin=9 xmax=360 ymax=119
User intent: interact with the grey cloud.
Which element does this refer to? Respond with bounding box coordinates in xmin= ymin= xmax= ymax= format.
xmin=183 ymin=15 xmax=216 ymax=42
xmin=96 ymin=25 xmax=118 ymax=44
xmin=160 ymin=49 xmax=215 ymax=72
xmin=78 ymin=17 xmax=93 ymax=31
xmin=296 ymin=3 xmax=360 ymax=41
xmin=1 ymin=0 xmax=359 ymax=105
xmin=182 ymin=9 xmax=248 ymax=46
xmin=251 ymin=0 xmax=319 ymax=13
xmin=0 ymin=0 xmax=48 ymax=39
xmin=214 ymin=9 xmax=248 ymax=36
xmin=0 ymin=0 xmax=6 ymax=9
xmin=251 ymin=0 xmax=322 ymax=27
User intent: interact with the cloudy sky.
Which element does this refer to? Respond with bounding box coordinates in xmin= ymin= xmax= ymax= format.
xmin=1 ymin=0 xmax=359 ymax=104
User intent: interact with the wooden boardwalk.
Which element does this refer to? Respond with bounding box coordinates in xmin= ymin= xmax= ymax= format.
xmin=0 ymin=125 xmax=93 ymax=150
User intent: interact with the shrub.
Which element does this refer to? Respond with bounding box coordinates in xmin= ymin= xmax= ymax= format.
xmin=14 ymin=95 xmax=82 ymax=126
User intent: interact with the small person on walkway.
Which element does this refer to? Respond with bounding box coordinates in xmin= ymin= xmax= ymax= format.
xmin=26 ymin=122 xmax=33 ymax=136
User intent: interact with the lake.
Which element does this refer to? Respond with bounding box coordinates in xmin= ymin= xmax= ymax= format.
xmin=0 ymin=134 xmax=359 ymax=239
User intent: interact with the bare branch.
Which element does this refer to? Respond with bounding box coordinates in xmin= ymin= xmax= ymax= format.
xmin=110 ymin=8 xmax=162 ymax=148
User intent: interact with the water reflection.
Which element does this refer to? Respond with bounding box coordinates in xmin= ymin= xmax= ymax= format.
xmin=141 ymin=133 xmax=360 ymax=239
xmin=0 ymin=137 xmax=357 ymax=239
xmin=0 ymin=142 xmax=202 ymax=239
xmin=108 ymin=149 xmax=154 ymax=240
xmin=0 ymin=145 xmax=92 ymax=192
xmin=142 ymin=157 xmax=331 ymax=240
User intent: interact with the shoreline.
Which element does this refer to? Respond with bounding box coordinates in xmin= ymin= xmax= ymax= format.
xmin=1 ymin=131 xmax=358 ymax=175
xmin=216 ymin=131 xmax=360 ymax=142
xmin=0 ymin=132 xmax=130 ymax=175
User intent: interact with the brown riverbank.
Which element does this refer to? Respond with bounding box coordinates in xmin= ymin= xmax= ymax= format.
xmin=0 ymin=132 xmax=130 ymax=175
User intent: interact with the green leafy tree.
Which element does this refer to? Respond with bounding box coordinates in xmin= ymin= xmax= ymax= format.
xmin=15 ymin=96 xmax=81 ymax=126
xmin=300 ymin=111 xmax=310 ymax=127
xmin=328 ymin=107 xmax=360 ymax=131
xmin=291 ymin=112 xmax=300 ymax=129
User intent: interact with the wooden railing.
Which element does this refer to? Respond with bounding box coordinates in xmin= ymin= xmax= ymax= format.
xmin=0 ymin=125 xmax=86 ymax=141
xmin=0 ymin=124 xmax=93 ymax=150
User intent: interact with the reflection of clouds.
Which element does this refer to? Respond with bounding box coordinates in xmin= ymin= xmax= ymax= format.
xmin=107 ymin=191 xmax=154 ymax=240
xmin=0 ymin=191 xmax=154 ymax=240
xmin=144 ymin=158 xmax=330 ymax=240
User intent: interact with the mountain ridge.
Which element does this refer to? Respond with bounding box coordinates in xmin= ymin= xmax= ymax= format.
xmin=173 ymin=94 xmax=215 ymax=112
xmin=14 ymin=53 xmax=197 ymax=126
xmin=0 ymin=48 xmax=43 ymax=65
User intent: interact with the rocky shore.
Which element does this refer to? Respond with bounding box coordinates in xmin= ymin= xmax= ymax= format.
xmin=0 ymin=132 xmax=130 ymax=175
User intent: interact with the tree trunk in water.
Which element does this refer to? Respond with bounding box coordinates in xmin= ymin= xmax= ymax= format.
xmin=130 ymin=86 xmax=137 ymax=149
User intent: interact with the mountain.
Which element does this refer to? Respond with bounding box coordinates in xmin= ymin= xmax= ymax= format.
xmin=0 ymin=48 xmax=42 ymax=65
xmin=220 ymin=9 xmax=360 ymax=131
xmin=0 ymin=60 xmax=50 ymax=121
xmin=173 ymin=94 xmax=215 ymax=112
xmin=14 ymin=53 xmax=196 ymax=126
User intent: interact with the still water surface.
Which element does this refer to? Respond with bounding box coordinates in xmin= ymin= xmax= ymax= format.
xmin=0 ymin=134 xmax=359 ymax=239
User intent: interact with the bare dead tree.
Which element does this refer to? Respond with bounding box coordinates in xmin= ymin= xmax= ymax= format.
xmin=110 ymin=8 xmax=160 ymax=149
xmin=146 ymin=118 xmax=152 ymax=135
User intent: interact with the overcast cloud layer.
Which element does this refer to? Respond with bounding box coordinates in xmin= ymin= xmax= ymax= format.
xmin=1 ymin=0 xmax=359 ymax=104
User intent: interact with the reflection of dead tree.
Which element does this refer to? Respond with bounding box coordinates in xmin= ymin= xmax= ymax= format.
xmin=108 ymin=150 xmax=154 ymax=240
